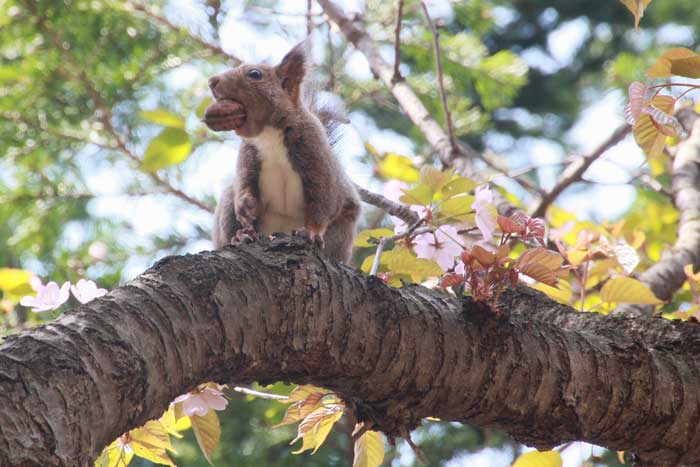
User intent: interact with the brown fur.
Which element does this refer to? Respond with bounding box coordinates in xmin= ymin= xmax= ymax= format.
xmin=208 ymin=42 xmax=360 ymax=262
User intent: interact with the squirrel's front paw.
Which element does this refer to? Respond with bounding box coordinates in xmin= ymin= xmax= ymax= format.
xmin=235 ymin=191 xmax=258 ymax=226
xmin=293 ymin=228 xmax=325 ymax=250
xmin=230 ymin=225 xmax=258 ymax=245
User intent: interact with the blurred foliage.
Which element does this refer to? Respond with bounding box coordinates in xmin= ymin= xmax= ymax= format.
xmin=1 ymin=0 xmax=698 ymax=466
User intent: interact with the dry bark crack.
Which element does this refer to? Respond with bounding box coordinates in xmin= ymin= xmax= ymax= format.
xmin=1 ymin=237 xmax=700 ymax=466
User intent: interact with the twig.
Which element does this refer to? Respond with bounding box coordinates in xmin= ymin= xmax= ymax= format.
xmin=420 ymin=2 xmax=458 ymax=156
xmin=530 ymin=124 xmax=631 ymax=218
xmin=233 ymin=386 xmax=289 ymax=401
xmin=391 ymin=0 xmax=405 ymax=84
xmin=355 ymin=184 xmax=421 ymax=225
xmin=306 ymin=0 xmax=314 ymax=37
xmin=401 ymin=428 xmax=429 ymax=464
xmin=27 ymin=7 xmax=214 ymax=214
xmin=369 ymin=226 xmax=430 ymax=276
xmin=351 ymin=421 xmax=374 ymax=443
xmin=127 ymin=1 xmax=241 ymax=65
xmin=318 ymin=0 xmax=478 ymax=169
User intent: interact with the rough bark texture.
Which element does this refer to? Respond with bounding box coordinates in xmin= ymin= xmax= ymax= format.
xmin=1 ymin=237 xmax=700 ymax=466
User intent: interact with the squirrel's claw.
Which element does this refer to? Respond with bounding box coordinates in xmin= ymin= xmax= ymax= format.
xmin=293 ymin=228 xmax=325 ymax=250
xmin=230 ymin=225 xmax=258 ymax=245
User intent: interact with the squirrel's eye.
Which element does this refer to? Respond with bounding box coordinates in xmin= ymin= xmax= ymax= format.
xmin=247 ymin=69 xmax=263 ymax=80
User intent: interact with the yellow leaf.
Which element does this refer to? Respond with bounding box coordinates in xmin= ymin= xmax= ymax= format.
xmin=353 ymin=429 xmax=385 ymax=467
xmin=191 ymin=410 xmax=221 ymax=465
xmin=511 ymin=450 xmax=563 ymax=467
xmin=377 ymin=153 xmax=419 ymax=183
xmin=275 ymin=386 xmax=329 ymax=428
xmin=129 ymin=420 xmax=176 ymax=466
xmin=160 ymin=407 xmax=188 ymax=438
xmin=140 ymin=109 xmax=185 ymax=129
xmin=600 ymin=277 xmax=662 ymax=304
xmin=385 ymin=247 xmax=444 ymax=281
xmin=530 ymin=279 xmax=573 ymax=305
xmin=673 ymin=55 xmax=700 ymax=78
xmin=94 ymin=439 xmax=134 ymax=467
xmin=566 ymin=249 xmax=588 ymax=266
xmin=633 ymin=96 xmax=675 ymax=158
xmin=0 ymin=268 xmax=34 ymax=298
xmin=291 ymin=405 xmax=344 ymax=455
xmin=619 ymin=0 xmax=652 ymax=30
xmin=364 ymin=142 xmax=379 ymax=157
xmin=355 ymin=229 xmax=396 ymax=248
xmin=647 ymin=47 xmax=696 ymax=77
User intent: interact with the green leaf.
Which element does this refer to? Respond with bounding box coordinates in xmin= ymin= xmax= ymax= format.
xmin=420 ymin=166 xmax=451 ymax=193
xmin=439 ymin=195 xmax=475 ymax=222
xmin=440 ymin=176 xmax=478 ymax=199
xmin=511 ymin=450 xmax=562 ymax=467
xmin=142 ymin=127 xmax=193 ymax=172
xmin=377 ymin=153 xmax=420 ymax=183
xmin=399 ymin=185 xmax=433 ymax=206
xmin=600 ymin=277 xmax=662 ymax=304
xmin=355 ymin=228 xmax=396 ymax=247
xmin=386 ymin=247 xmax=443 ymax=281
xmin=140 ymin=109 xmax=185 ymax=129
xmin=195 ymin=97 xmax=212 ymax=120
xmin=191 ymin=410 xmax=221 ymax=465
xmin=353 ymin=430 xmax=384 ymax=467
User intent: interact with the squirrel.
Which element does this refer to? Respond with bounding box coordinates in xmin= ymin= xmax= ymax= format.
xmin=204 ymin=42 xmax=360 ymax=263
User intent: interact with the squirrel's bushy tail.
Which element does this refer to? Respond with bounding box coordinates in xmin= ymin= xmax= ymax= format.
xmin=302 ymin=81 xmax=348 ymax=147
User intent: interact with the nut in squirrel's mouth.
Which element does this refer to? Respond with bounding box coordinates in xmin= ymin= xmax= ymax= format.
xmin=203 ymin=99 xmax=247 ymax=132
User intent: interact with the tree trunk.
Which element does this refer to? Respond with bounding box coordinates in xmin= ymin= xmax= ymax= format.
xmin=1 ymin=236 xmax=699 ymax=466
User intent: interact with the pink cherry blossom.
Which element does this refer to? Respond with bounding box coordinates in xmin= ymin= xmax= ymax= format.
xmin=472 ymin=185 xmax=497 ymax=241
xmin=20 ymin=280 xmax=70 ymax=312
xmin=383 ymin=180 xmax=409 ymax=203
xmin=173 ymin=386 xmax=228 ymax=417
xmin=413 ymin=225 xmax=464 ymax=271
xmin=70 ymin=279 xmax=108 ymax=304
xmin=391 ymin=205 xmax=431 ymax=234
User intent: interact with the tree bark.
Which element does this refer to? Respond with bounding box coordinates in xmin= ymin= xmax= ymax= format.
xmin=1 ymin=237 xmax=700 ymax=466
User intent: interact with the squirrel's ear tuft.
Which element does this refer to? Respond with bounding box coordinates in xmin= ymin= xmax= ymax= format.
xmin=276 ymin=41 xmax=309 ymax=104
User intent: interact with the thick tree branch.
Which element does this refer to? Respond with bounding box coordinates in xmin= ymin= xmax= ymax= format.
xmin=317 ymin=0 xmax=478 ymax=168
xmin=617 ymin=117 xmax=700 ymax=316
xmin=2 ymin=237 xmax=700 ymax=466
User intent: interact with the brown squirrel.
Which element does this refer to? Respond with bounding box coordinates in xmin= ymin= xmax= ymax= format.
xmin=204 ymin=42 xmax=360 ymax=262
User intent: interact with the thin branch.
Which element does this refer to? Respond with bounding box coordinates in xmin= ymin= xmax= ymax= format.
xmin=530 ymin=124 xmax=631 ymax=218
xmin=26 ymin=6 xmax=214 ymax=214
xmin=391 ymin=0 xmax=405 ymax=84
xmin=127 ymin=1 xmax=242 ymax=65
xmin=306 ymin=0 xmax=314 ymax=37
xmin=420 ymin=2 xmax=458 ymax=154
xmin=318 ymin=0 xmax=478 ymax=169
xmin=369 ymin=225 xmax=430 ymax=276
xmin=354 ymin=184 xmax=421 ymax=225
xmin=233 ymin=386 xmax=289 ymax=401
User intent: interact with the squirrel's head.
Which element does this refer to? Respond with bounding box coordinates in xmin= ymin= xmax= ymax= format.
xmin=204 ymin=42 xmax=309 ymax=138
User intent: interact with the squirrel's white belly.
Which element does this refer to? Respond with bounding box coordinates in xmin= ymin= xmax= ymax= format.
xmin=250 ymin=127 xmax=305 ymax=234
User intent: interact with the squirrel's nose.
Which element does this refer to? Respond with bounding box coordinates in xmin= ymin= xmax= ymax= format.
xmin=208 ymin=76 xmax=220 ymax=92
